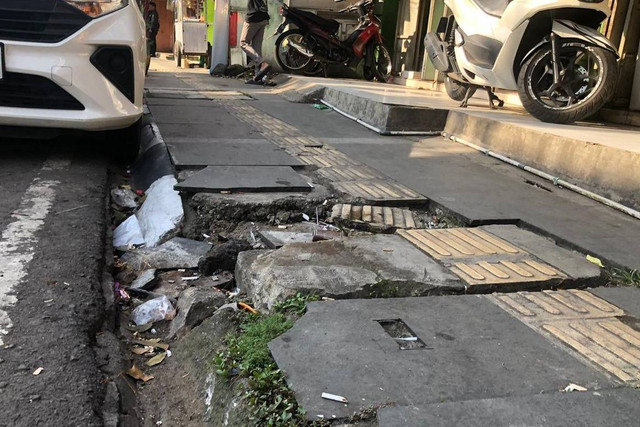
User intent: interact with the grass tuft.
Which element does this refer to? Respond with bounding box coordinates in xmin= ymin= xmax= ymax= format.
xmin=606 ymin=268 xmax=640 ymax=288
xmin=215 ymin=294 xmax=321 ymax=426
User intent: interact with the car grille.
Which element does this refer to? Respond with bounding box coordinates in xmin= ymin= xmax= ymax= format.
xmin=0 ymin=72 xmax=85 ymax=110
xmin=0 ymin=0 xmax=91 ymax=43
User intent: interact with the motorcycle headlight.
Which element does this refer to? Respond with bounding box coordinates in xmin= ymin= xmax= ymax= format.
xmin=64 ymin=0 xmax=129 ymax=18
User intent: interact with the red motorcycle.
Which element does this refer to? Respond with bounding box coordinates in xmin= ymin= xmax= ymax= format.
xmin=274 ymin=0 xmax=391 ymax=82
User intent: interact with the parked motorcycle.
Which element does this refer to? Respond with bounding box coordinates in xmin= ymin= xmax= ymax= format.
xmin=274 ymin=0 xmax=391 ymax=82
xmin=425 ymin=0 xmax=618 ymax=124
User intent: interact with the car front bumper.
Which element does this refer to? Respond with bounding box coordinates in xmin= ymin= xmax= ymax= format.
xmin=0 ymin=3 xmax=146 ymax=131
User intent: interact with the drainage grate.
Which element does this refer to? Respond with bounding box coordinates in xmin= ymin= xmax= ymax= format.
xmin=377 ymin=319 xmax=426 ymax=350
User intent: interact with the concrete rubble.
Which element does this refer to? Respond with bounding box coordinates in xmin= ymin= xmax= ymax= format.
xmin=168 ymin=287 xmax=227 ymax=338
xmin=198 ymin=238 xmax=253 ymax=275
xmin=236 ymin=234 xmax=462 ymax=310
xmin=110 ymin=188 xmax=138 ymax=210
xmin=122 ymin=237 xmax=211 ymax=270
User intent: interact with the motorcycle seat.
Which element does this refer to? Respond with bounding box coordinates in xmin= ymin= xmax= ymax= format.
xmin=471 ymin=0 xmax=512 ymax=17
xmin=292 ymin=9 xmax=340 ymax=34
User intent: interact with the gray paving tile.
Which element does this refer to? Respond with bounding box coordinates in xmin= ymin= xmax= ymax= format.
xmin=174 ymin=166 xmax=311 ymax=193
xmin=166 ymin=139 xmax=302 ymax=169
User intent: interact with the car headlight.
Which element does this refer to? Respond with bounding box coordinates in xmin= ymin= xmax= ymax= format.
xmin=64 ymin=0 xmax=129 ymax=18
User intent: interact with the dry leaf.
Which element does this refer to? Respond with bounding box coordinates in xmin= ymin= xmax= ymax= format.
xmin=134 ymin=339 xmax=169 ymax=350
xmin=146 ymin=352 xmax=167 ymax=367
xmin=132 ymin=346 xmax=154 ymax=355
xmin=127 ymin=364 xmax=154 ymax=382
xmin=586 ymin=255 xmax=604 ymax=268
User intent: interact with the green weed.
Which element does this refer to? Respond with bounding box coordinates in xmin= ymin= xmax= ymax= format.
xmin=607 ymin=268 xmax=640 ymax=288
xmin=215 ymin=294 xmax=320 ymax=426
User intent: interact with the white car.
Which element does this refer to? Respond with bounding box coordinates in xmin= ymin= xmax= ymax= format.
xmin=0 ymin=0 xmax=146 ymax=157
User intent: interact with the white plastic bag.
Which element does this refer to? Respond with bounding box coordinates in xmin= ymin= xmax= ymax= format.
xmin=131 ymin=296 xmax=177 ymax=325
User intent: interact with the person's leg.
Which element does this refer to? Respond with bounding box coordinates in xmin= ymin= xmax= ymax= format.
xmin=150 ymin=32 xmax=157 ymax=56
xmin=252 ymin=20 xmax=268 ymax=71
xmin=240 ymin=21 xmax=263 ymax=66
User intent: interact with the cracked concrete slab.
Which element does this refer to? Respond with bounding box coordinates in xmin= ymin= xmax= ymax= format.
xmin=236 ymin=234 xmax=464 ymax=309
xmin=376 ymin=388 xmax=640 ymax=427
xmin=269 ymin=296 xmax=616 ymax=421
xmin=175 ymin=166 xmax=312 ymax=193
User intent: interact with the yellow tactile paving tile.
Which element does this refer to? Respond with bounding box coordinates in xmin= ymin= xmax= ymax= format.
xmin=330 ymin=204 xmax=420 ymax=229
xmin=217 ymin=98 xmax=426 ymax=202
xmin=450 ymin=260 xmax=565 ymax=285
xmin=397 ymin=228 xmax=569 ymax=286
xmin=398 ymin=228 xmax=522 ymax=260
xmin=493 ymin=290 xmax=624 ymax=321
xmin=318 ymin=166 xmax=385 ymax=182
xmin=334 ymin=180 xmax=425 ymax=201
xmin=490 ymin=290 xmax=640 ymax=384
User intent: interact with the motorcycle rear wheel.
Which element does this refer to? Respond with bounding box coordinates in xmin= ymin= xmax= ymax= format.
xmin=518 ymin=42 xmax=617 ymax=124
xmin=367 ymin=42 xmax=392 ymax=82
xmin=275 ymin=30 xmax=314 ymax=73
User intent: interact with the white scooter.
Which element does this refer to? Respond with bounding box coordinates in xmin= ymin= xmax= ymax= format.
xmin=425 ymin=0 xmax=618 ymax=124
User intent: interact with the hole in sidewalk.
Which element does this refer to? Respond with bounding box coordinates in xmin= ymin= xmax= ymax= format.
xmin=376 ymin=319 xmax=426 ymax=350
xmin=524 ymin=179 xmax=553 ymax=192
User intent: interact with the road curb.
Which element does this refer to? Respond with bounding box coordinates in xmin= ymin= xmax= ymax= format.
xmin=131 ymin=108 xmax=175 ymax=192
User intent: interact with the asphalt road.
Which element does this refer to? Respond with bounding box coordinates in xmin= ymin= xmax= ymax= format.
xmin=0 ymin=135 xmax=109 ymax=426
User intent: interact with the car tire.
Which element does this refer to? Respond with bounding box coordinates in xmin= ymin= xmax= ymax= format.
xmin=108 ymin=118 xmax=142 ymax=164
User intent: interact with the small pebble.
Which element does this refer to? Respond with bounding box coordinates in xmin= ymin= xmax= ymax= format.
xmin=29 ymin=395 xmax=41 ymax=402
xmin=0 ymin=381 xmax=7 ymax=389
xmin=17 ymin=364 xmax=28 ymax=371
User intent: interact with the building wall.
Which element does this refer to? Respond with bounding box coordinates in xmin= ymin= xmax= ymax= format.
xmin=631 ymin=39 xmax=640 ymax=111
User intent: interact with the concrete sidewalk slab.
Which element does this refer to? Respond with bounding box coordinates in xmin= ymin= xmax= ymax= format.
xmin=328 ymin=136 xmax=640 ymax=271
xmin=376 ymin=388 xmax=640 ymax=427
xmin=237 ymin=235 xmax=463 ymax=309
xmin=151 ymin=122 xmax=262 ymax=140
xmin=589 ymin=287 xmax=640 ymax=318
xmin=269 ymin=296 xmax=615 ymax=421
xmin=166 ymin=139 xmax=303 ymax=169
xmin=444 ymin=110 xmax=640 ymax=210
xmin=282 ymin=75 xmax=640 ymax=210
xmin=147 ymin=104 xmax=241 ymax=125
xmin=174 ymin=166 xmax=312 ymax=193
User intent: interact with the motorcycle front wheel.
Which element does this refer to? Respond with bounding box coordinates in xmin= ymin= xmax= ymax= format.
xmin=444 ymin=76 xmax=470 ymax=101
xmin=518 ymin=41 xmax=617 ymax=124
xmin=275 ymin=30 xmax=314 ymax=73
